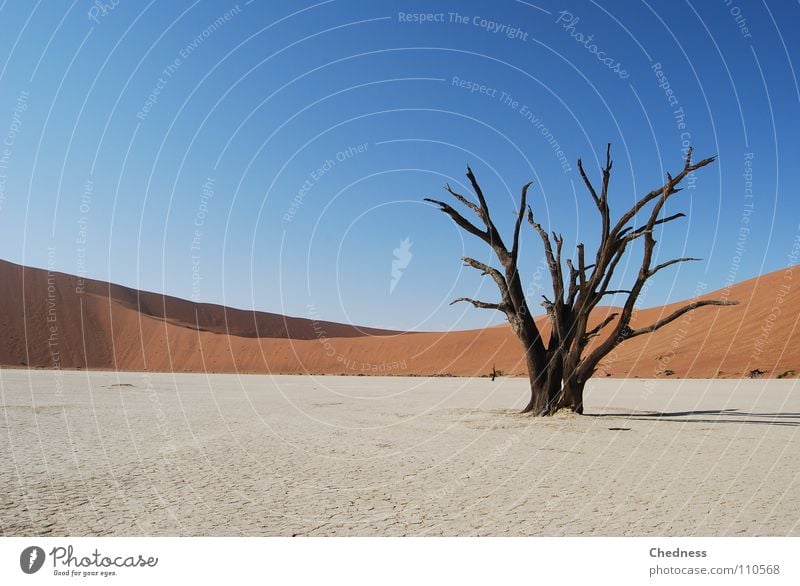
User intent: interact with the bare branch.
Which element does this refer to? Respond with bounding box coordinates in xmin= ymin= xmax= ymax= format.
xmin=600 ymin=143 xmax=613 ymax=204
xmin=584 ymin=312 xmax=618 ymax=340
xmin=465 ymin=166 xmax=491 ymax=213
xmin=465 ymin=167 xmax=510 ymax=257
xmin=577 ymin=244 xmax=587 ymax=287
xmin=567 ymin=243 xmax=591 ymax=307
xmin=450 ymin=297 xmax=506 ymax=312
xmin=528 ymin=207 xmax=565 ymax=302
xmin=512 ymin=182 xmax=533 ymax=261
xmin=593 ymin=247 xmax=628 ymax=308
xmin=626 ymin=299 xmax=739 ymax=338
xmin=620 ymin=212 xmax=686 ymax=238
xmin=541 ymin=295 xmax=555 ymax=320
xmin=648 ymin=257 xmax=702 ymax=277
xmin=462 ymin=257 xmax=508 ymax=294
xmin=566 ymin=258 xmax=577 ymax=279
xmin=554 ymin=236 xmax=565 ymax=302
xmin=527 ymin=206 xmax=557 ymax=267
xmin=577 ymin=158 xmax=601 ymax=207
xmin=424 ymin=198 xmax=488 ymax=243
xmin=612 ymin=156 xmax=715 ymax=237
xmin=576 ymin=150 xmax=723 ymax=384
xmin=444 ymin=183 xmax=482 ymax=218
xmin=566 ymin=258 xmax=580 ymax=305
xmin=620 ymin=212 xmax=687 ymax=240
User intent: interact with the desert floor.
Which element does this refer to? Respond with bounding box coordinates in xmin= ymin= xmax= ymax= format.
xmin=1 ymin=370 xmax=799 ymax=536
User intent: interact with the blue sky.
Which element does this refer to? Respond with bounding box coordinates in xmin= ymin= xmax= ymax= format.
xmin=0 ymin=0 xmax=797 ymax=331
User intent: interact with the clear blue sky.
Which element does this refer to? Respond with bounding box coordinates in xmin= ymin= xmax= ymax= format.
xmin=0 ymin=0 xmax=797 ymax=331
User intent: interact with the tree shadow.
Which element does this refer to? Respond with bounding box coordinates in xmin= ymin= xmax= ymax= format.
xmin=589 ymin=408 xmax=800 ymax=427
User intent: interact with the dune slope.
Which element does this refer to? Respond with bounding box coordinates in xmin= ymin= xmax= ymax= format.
xmin=0 ymin=258 xmax=797 ymax=378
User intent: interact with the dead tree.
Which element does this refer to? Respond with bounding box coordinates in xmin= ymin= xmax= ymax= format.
xmin=426 ymin=145 xmax=738 ymax=415
xmin=425 ymin=168 xmax=552 ymax=414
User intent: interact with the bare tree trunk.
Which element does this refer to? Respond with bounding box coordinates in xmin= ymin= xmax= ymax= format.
xmin=559 ymin=377 xmax=586 ymax=414
xmin=520 ymin=349 xmax=549 ymax=414
xmin=521 ymin=348 xmax=564 ymax=415
xmin=521 ymin=382 xmax=551 ymax=415
xmin=553 ymin=354 xmax=585 ymax=414
xmin=544 ymin=351 xmax=564 ymax=413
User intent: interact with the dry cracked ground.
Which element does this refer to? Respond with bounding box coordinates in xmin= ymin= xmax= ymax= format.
xmin=1 ymin=370 xmax=799 ymax=536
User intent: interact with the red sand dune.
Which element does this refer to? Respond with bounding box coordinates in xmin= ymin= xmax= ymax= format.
xmin=0 ymin=258 xmax=797 ymax=378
